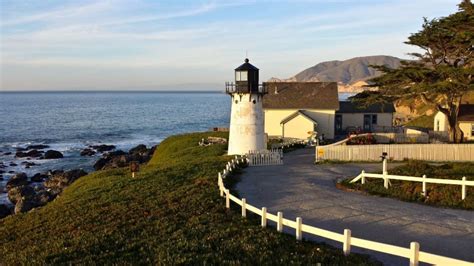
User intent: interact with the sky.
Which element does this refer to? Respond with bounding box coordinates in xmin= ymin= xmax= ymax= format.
xmin=0 ymin=0 xmax=461 ymax=91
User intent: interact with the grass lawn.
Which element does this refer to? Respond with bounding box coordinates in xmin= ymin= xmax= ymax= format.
xmin=340 ymin=161 xmax=474 ymax=210
xmin=404 ymin=114 xmax=434 ymax=129
xmin=0 ymin=132 xmax=378 ymax=264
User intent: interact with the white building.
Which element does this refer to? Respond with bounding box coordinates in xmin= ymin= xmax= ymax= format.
xmin=434 ymin=104 xmax=474 ymax=141
xmin=262 ymin=82 xmax=395 ymax=140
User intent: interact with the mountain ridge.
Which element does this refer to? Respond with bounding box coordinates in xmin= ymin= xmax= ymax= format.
xmin=272 ymin=55 xmax=403 ymax=85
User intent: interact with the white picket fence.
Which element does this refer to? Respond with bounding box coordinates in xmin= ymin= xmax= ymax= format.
xmin=316 ymin=143 xmax=474 ymax=162
xmin=217 ymin=157 xmax=473 ymax=266
xmin=350 ymin=170 xmax=474 ymax=200
xmin=270 ymin=138 xmax=307 ymax=149
xmin=246 ymin=149 xmax=283 ymax=166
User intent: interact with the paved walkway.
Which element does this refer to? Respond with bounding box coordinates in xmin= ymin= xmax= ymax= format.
xmin=236 ymin=148 xmax=474 ymax=265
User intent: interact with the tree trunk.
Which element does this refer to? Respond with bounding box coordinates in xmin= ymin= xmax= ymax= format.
xmin=447 ymin=115 xmax=464 ymax=143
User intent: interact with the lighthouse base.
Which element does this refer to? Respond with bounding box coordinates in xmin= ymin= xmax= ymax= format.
xmin=227 ymin=93 xmax=266 ymax=155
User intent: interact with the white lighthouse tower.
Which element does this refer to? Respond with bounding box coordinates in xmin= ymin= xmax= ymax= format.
xmin=226 ymin=58 xmax=267 ymax=155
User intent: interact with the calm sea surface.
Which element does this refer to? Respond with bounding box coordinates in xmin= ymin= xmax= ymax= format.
xmin=0 ymin=91 xmax=352 ymax=204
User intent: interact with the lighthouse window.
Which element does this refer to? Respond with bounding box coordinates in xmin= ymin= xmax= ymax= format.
xmin=252 ymin=100 xmax=256 ymax=104
xmin=235 ymin=71 xmax=248 ymax=81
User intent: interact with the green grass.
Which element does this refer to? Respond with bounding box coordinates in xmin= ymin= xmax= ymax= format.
xmin=405 ymin=114 xmax=435 ymax=129
xmin=340 ymin=161 xmax=474 ymax=210
xmin=0 ymin=132 xmax=378 ymax=265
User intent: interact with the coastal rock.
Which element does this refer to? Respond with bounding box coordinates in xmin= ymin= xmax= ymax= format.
xmin=0 ymin=204 xmax=12 ymax=219
xmin=31 ymin=173 xmax=48 ymax=182
xmin=21 ymin=161 xmax=36 ymax=168
xmin=26 ymin=144 xmax=50 ymax=150
xmin=93 ymin=158 xmax=109 ymax=171
xmin=14 ymin=199 xmax=38 ymax=214
xmin=15 ymin=147 xmax=28 ymax=152
xmin=93 ymin=145 xmax=156 ymax=170
xmin=90 ymin=144 xmax=116 ymax=153
xmin=35 ymin=190 xmax=55 ymax=205
xmin=129 ymin=144 xmax=148 ymax=155
xmin=43 ymin=150 xmax=63 ymax=159
xmin=6 ymin=173 xmax=28 ymax=189
xmin=80 ymin=148 xmax=96 ymax=156
xmin=16 ymin=149 xmax=43 ymax=158
xmin=8 ymin=185 xmax=36 ymax=204
xmin=44 ymin=169 xmax=87 ymax=192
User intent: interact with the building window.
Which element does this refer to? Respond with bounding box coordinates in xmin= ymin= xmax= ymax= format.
xmin=235 ymin=71 xmax=248 ymax=81
xmin=372 ymin=114 xmax=377 ymax=125
xmin=471 ymin=124 xmax=474 ymax=136
xmin=436 ymin=120 xmax=440 ymax=131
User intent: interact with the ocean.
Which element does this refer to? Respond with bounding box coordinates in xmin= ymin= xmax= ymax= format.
xmin=0 ymin=91 xmax=354 ymax=204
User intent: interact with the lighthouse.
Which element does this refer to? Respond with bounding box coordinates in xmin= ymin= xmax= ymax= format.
xmin=226 ymin=58 xmax=267 ymax=155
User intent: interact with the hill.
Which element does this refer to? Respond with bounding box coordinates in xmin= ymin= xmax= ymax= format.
xmin=293 ymin=55 xmax=402 ymax=84
xmin=0 ymin=132 xmax=377 ymax=264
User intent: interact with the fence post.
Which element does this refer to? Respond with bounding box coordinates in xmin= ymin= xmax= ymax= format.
xmin=277 ymin=212 xmax=283 ymax=232
xmin=361 ymin=170 xmax=366 ymax=185
xmin=343 ymin=229 xmax=351 ymax=256
xmin=296 ymin=217 xmax=302 ymax=241
xmin=241 ymin=198 xmax=246 ymax=217
xmin=410 ymin=242 xmax=420 ymax=266
xmin=462 ymin=176 xmax=466 ymax=200
xmin=261 ymin=207 xmax=267 ymax=228
xmin=218 ymin=173 xmax=224 ymax=197
xmin=225 ymin=189 xmax=230 ymax=209
xmin=383 ymin=158 xmax=389 ymax=188
xmin=422 ymin=175 xmax=426 ymax=196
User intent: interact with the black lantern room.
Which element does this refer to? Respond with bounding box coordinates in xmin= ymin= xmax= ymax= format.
xmin=235 ymin=58 xmax=259 ymax=93
xmin=226 ymin=58 xmax=266 ymax=94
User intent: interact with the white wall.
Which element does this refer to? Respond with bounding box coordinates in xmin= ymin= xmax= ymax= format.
xmin=434 ymin=111 xmax=448 ymax=132
xmin=228 ymin=93 xmax=265 ymax=155
xmin=460 ymin=122 xmax=474 ymax=141
xmin=265 ymin=109 xmax=336 ymax=139
xmin=282 ymin=115 xmax=315 ymax=140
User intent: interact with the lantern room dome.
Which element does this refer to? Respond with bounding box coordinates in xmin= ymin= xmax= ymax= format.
xmin=235 ymin=58 xmax=259 ymax=71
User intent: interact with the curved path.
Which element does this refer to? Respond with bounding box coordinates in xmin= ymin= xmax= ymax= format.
xmin=236 ymin=148 xmax=474 ymax=265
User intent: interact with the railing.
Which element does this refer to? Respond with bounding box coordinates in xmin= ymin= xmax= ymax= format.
xmin=225 ymin=82 xmax=268 ymax=94
xmin=350 ymin=170 xmax=474 ymax=200
xmin=217 ymin=157 xmax=473 ymax=266
xmin=246 ymin=149 xmax=283 ymax=166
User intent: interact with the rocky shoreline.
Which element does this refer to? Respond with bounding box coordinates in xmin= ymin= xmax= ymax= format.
xmin=0 ymin=143 xmax=156 ymax=219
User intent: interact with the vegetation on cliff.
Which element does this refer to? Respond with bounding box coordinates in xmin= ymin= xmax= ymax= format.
xmin=0 ymin=132 xmax=378 ymax=265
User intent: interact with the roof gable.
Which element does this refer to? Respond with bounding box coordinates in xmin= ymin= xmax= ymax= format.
xmin=262 ymin=82 xmax=339 ymax=110
xmin=281 ymin=110 xmax=318 ymax=125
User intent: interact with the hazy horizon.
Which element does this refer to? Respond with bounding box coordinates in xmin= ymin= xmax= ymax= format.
xmin=1 ymin=0 xmax=460 ymax=91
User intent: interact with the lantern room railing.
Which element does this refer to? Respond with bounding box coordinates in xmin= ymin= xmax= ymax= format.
xmin=225 ymin=82 xmax=268 ymax=94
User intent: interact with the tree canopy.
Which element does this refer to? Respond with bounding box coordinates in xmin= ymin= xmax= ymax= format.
xmin=356 ymin=0 xmax=474 ymax=142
